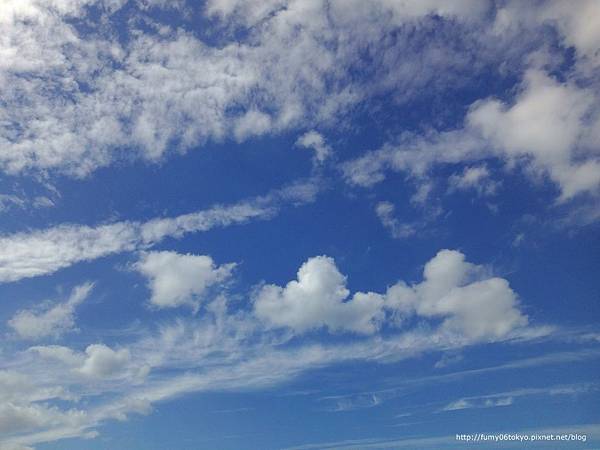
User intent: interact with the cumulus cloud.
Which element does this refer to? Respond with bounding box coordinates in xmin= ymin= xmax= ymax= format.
xmin=135 ymin=251 xmax=234 ymax=310
xmin=8 ymin=283 xmax=94 ymax=340
xmin=78 ymin=344 xmax=131 ymax=378
xmin=344 ymin=69 xmax=600 ymax=205
xmin=386 ymin=249 xmax=528 ymax=341
xmin=254 ymin=256 xmax=384 ymax=334
xmin=0 ymin=180 xmax=317 ymax=284
xmin=255 ymin=250 xmax=528 ymax=341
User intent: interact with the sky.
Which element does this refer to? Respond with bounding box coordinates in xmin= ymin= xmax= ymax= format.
xmin=0 ymin=1 xmax=600 ymax=449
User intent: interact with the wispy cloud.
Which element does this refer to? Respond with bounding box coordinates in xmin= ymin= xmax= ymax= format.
xmin=0 ymin=180 xmax=319 ymax=283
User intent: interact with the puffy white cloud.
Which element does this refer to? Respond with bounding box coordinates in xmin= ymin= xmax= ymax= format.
xmin=0 ymin=180 xmax=316 ymax=283
xmin=8 ymin=283 xmax=94 ymax=340
xmin=254 ymin=256 xmax=384 ymax=334
xmin=78 ymin=344 xmax=130 ymax=378
xmin=296 ymin=131 xmax=332 ymax=165
xmin=135 ymin=251 xmax=234 ymax=310
xmin=254 ymin=250 xmax=528 ymax=341
xmin=386 ymin=250 xmax=528 ymax=341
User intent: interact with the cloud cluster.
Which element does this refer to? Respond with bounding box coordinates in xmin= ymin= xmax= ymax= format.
xmin=0 ymin=0 xmax=543 ymax=177
xmin=344 ymin=69 xmax=600 ymax=202
xmin=0 ymin=249 xmax=542 ymax=449
xmin=255 ymin=249 xmax=528 ymax=341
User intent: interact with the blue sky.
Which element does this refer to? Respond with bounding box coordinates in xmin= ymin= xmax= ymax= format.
xmin=1 ymin=1 xmax=600 ymax=449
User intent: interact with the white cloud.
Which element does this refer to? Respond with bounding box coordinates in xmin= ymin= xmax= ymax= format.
xmin=448 ymin=165 xmax=499 ymax=197
xmin=78 ymin=344 xmax=131 ymax=378
xmin=386 ymin=249 xmax=528 ymax=341
xmin=443 ymin=396 xmax=513 ymax=411
xmin=496 ymin=0 xmax=600 ymax=71
xmin=296 ymin=131 xmax=332 ymax=165
xmin=375 ymin=201 xmax=417 ymax=239
xmin=255 ymin=250 xmax=528 ymax=341
xmin=468 ymin=69 xmax=600 ymax=201
xmin=0 ymin=261 xmax=550 ymax=449
xmin=233 ymin=110 xmax=273 ymax=142
xmin=8 ymin=283 xmax=94 ymax=340
xmin=0 ymin=180 xmax=317 ymax=283
xmin=0 ymin=402 xmax=87 ymax=435
xmin=0 ymin=0 xmax=553 ymax=178
xmin=135 ymin=251 xmax=234 ymax=310
xmin=254 ymin=256 xmax=384 ymax=334
xmin=342 ymin=130 xmax=486 ymax=188
xmin=441 ymin=382 xmax=597 ymax=412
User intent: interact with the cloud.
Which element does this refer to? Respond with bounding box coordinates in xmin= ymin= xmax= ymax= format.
xmin=496 ymin=0 xmax=600 ymax=71
xmin=441 ymin=382 xmax=598 ymax=412
xmin=442 ymin=396 xmax=513 ymax=411
xmin=296 ymin=131 xmax=332 ymax=165
xmin=78 ymin=344 xmax=131 ymax=378
xmin=344 ymin=69 xmax=600 ymax=204
xmin=375 ymin=202 xmax=417 ymax=239
xmin=467 ymin=70 xmax=600 ymax=201
xmin=447 ymin=165 xmax=499 ymax=197
xmin=134 ymin=251 xmax=234 ymax=310
xmin=254 ymin=255 xmax=385 ymax=334
xmin=0 ymin=180 xmax=318 ymax=283
xmin=318 ymin=349 xmax=598 ymax=413
xmin=7 ymin=283 xmax=94 ymax=340
xmin=386 ymin=249 xmax=528 ymax=341
xmin=0 ymin=260 xmax=548 ymax=449
xmin=255 ymin=250 xmax=529 ymax=341
xmin=0 ymin=0 xmax=553 ymax=178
